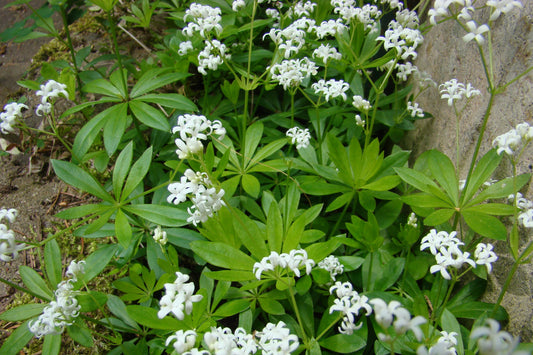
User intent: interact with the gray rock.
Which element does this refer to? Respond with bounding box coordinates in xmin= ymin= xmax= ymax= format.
xmin=404 ymin=0 xmax=533 ymax=341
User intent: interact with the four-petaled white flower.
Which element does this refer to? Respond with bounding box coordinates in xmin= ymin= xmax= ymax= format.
xmin=471 ymin=319 xmax=529 ymax=355
xmin=369 ymin=298 xmax=426 ymax=341
xmin=463 ymin=21 xmax=490 ymax=45
xmin=329 ymin=281 xmax=372 ymax=334
xmin=166 ymin=329 xmax=197 ymax=353
xmin=352 ymin=95 xmax=372 ymax=111
xmin=311 ymin=79 xmax=349 ymax=102
xmin=35 ymin=80 xmax=69 ymax=116
xmin=253 ymin=249 xmax=315 ymax=280
xmin=0 ymin=103 xmax=28 ymax=134
xmin=158 ymin=271 xmax=203 ymax=320
xmin=286 ymin=127 xmax=311 ymax=149
xmin=475 ymin=243 xmax=498 ymax=273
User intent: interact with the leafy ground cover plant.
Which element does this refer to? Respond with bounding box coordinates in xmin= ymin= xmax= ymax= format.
xmin=1 ymin=0 xmax=533 ymax=354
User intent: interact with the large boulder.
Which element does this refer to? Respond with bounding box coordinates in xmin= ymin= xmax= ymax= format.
xmin=403 ymin=0 xmax=533 ymax=341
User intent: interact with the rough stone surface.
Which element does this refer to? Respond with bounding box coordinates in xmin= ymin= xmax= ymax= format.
xmin=404 ymin=0 xmax=533 ymax=341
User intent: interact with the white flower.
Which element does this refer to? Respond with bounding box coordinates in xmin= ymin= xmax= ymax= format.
xmin=471 ymin=319 xmax=529 ymax=355
xmin=429 ymin=243 xmax=476 ymax=280
xmin=421 ymin=229 xmax=463 ymax=256
xmin=166 ymin=329 xmax=197 ymax=353
xmin=407 ymin=101 xmax=424 ymax=118
xmin=369 ymin=298 xmax=426 ymax=341
xmin=183 ymin=3 xmax=222 ymax=38
xmin=428 ymin=0 xmax=452 ymax=25
xmin=171 ymin=114 xmax=226 ymax=159
xmin=355 ymin=114 xmax=365 ymax=127
xmin=329 ymin=281 xmax=372 ymax=334
xmin=288 ymin=1 xmax=316 ymax=18
xmin=312 ymin=44 xmax=342 ymax=65
xmin=312 ymin=19 xmax=347 ymax=39
xmin=197 ymin=39 xmax=230 ymax=75
xmin=396 ymin=62 xmax=417 ymax=81
xmin=286 ymin=127 xmax=311 ymax=149
xmin=487 ymin=0 xmax=523 ymax=21
xmin=0 ymin=224 xmax=25 ymax=262
xmin=158 ymin=271 xmax=203 ymax=320
xmin=270 ymin=57 xmax=317 ymax=90
xmin=232 ymin=0 xmax=246 ymax=11
xmin=65 ymin=260 xmax=86 ymax=281
xmin=0 ymin=103 xmax=27 ymax=134
xmin=253 ymin=249 xmax=315 ymax=280
xmin=407 ymin=212 xmax=418 ymax=228
xmin=463 ymin=21 xmax=490 ymax=45
xmin=152 ymin=225 xmax=167 ymax=245
xmin=475 ymin=243 xmax=498 ymax=273
xmin=187 ymin=186 xmax=226 ymax=226
xmin=518 ymin=209 xmax=533 ymax=228
xmin=178 ymin=40 xmax=194 ymax=56
xmin=28 ymin=280 xmax=80 ymax=338
xmin=311 ymin=79 xmax=349 ymax=101
xmin=492 ymin=122 xmax=533 ymax=156
xmin=318 ymin=255 xmax=344 ymax=281
xmin=352 ymin=95 xmax=371 ymax=111
xmin=256 ymin=321 xmax=299 ymax=354
xmin=508 ymin=192 xmax=533 ymax=210
xmin=0 ymin=208 xmax=18 ymax=223
xmin=439 ymin=79 xmax=465 ymax=106
xmin=36 ymin=80 xmax=68 ymax=102
xmin=203 ymin=326 xmax=258 ymax=354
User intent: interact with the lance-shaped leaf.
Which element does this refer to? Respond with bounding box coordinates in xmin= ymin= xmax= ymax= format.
xmin=191 ymin=241 xmax=256 ymax=271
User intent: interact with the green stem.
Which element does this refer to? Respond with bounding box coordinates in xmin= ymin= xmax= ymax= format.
xmin=59 ymin=5 xmax=82 ymax=97
xmin=367 ymin=251 xmax=374 ymax=292
xmin=107 ymin=10 xmax=129 ymax=101
xmin=328 ymin=190 xmax=355 ymax=237
xmin=491 ymin=259 xmax=520 ymax=316
xmin=287 ymin=285 xmax=308 ymax=342
xmin=315 ymin=313 xmax=343 ymax=341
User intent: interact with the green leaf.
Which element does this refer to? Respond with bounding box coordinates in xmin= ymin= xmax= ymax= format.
xmin=19 ymin=266 xmax=53 ymax=300
xmin=121 ymin=146 xmax=153 ymax=201
xmin=82 ymin=78 xmax=123 ymax=98
xmin=44 ymin=239 xmax=62 ymax=287
xmin=267 ymin=201 xmax=283 ymax=253
xmin=462 ymin=210 xmax=507 ymax=240
xmin=129 ymin=101 xmax=170 ymax=132
xmin=282 ymin=215 xmax=306 ymax=253
xmin=448 ymin=301 xmax=508 ymax=321
xmin=464 ymin=203 xmax=515 ymax=216
xmin=468 ymin=174 xmax=531 ymax=206
xmin=212 ymin=299 xmax=250 ymax=317
xmin=424 ymin=208 xmax=455 ymax=226
xmin=42 ymin=333 xmax=61 ymax=355
xmin=402 ymin=193 xmax=452 ymax=208
xmin=0 ymin=320 xmax=33 ymax=355
xmin=191 ymin=241 xmax=256 ymax=270
xmin=305 ymin=238 xmax=342 ymax=263
xmin=244 ymin=122 xmax=263 ymax=163
xmin=326 ymin=192 xmax=353 ymax=212
xmin=462 ymin=149 xmax=502 ymax=203
xmin=361 ymin=175 xmax=400 ymax=191
xmin=80 ymin=244 xmax=116 ymax=284
xmin=248 ymin=139 xmax=286 ymax=167
xmin=204 ymin=270 xmax=255 ymax=281
xmin=0 ymin=304 xmax=46 ymax=321
xmin=77 ymin=291 xmax=108 ymax=312
xmin=72 ymin=104 xmax=125 ymax=161
xmin=232 ymin=210 xmax=268 ymax=259
xmin=395 ymin=167 xmax=444 ymax=195
xmin=126 ymin=305 xmax=183 ymax=330
xmin=66 ymin=323 xmax=93 ymax=347
xmin=103 ymin=109 xmax=128 ymax=156
xmin=124 ymin=204 xmax=189 ymax=227
xmin=375 ymin=199 xmax=403 ymax=229
xmin=115 ymin=209 xmax=132 ymax=249
xmin=427 ymin=150 xmax=459 ymax=205
xmin=242 ymin=174 xmax=260 ymax=198
xmin=107 ymin=295 xmax=139 ymax=330
xmin=440 ymin=309 xmax=464 ymax=355
xmin=374 ymin=258 xmax=405 ymax=291
xmin=327 ymin=134 xmax=353 ymax=185
xmin=113 ymin=141 xmax=133 ymax=199
xmin=259 ymin=298 xmax=285 ymax=315
xmin=136 ymin=93 xmax=197 ymax=111
xmin=320 ymin=333 xmax=366 ymax=353
xmin=130 ymin=71 xmax=189 ymax=98
xmin=52 ymin=160 xmax=113 ymax=203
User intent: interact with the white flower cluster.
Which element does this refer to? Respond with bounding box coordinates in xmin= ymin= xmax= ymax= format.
xmin=269 ymin=57 xmax=318 ymax=91
xmin=166 ymin=329 xmax=198 ymax=353
xmin=429 ymin=0 xmax=522 ymax=25
xmin=167 ymin=169 xmax=226 ymax=226
xmin=508 ymin=192 xmax=533 ymax=229
xmin=183 ymin=3 xmax=222 ymax=38
xmin=178 ymin=40 xmax=194 ymax=56
xmin=421 ymin=229 xmax=498 ymax=279
xmin=253 ymin=249 xmax=315 ymax=279
xmin=158 ymin=271 xmax=203 ymax=320
xmin=312 ymin=18 xmax=347 ymax=38
xmin=179 ymin=321 xmax=299 ymax=355
xmin=311 ymin=79 xmax=349 ymax=102
xmin=35 ymin=80 xmax=69 ymax=116
xmin=287 ymin=0 xmax=316 ymax=19
xmin=329 ymin=281 xmax=372 ymax=334
xmin=197 ymin=39 xmax=231 ymax=75
xmin=417 ymin=331 xmax=458 ymax=355
xmin=232 ymin=0 xmax=246 ymax=12
xmin=0 ymin=102 xmax=28 ymax=134
xmin=28 ymin=260 xmax=85 ymax=338
xmin=355 ymin=114 xmax=365 ymax=127
xmin=370 ymin=298 xmax=426 ymax=342
xmin=286 ymin=127 xmax=311 ymax=149
xmin=312 ymin=44 xmax=342 ymax=65
xmin=172 ymin=114 xmax=226 ymax=159
xmin=318 ymin=255 xmax=344 ymax=281
xmin=332 ymin=1 xmax=382 ymax=32
xmin=439 ymin=79 xmax=481 ymax=106
xmin=264 ymin=18 xmax=315 ymax=58
xmin=407 ymin=212 xmax=418 ymax=228
xmin=407 ymin=101 xmax=424 ymax=118
xmin=470 ymin=319 xmax=529 ymax=355
xmin=377 ymin=20 xmax=423 ymax=61
xmin=352 ymin=95 xmax=372 ymax=111
xmin=152 ymin=225 xmax=167 ymax=245
xmin=0 ymin=208 xmax=25 ymax=262
xmin=492 ymin=122 xmax=533 ymax=156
